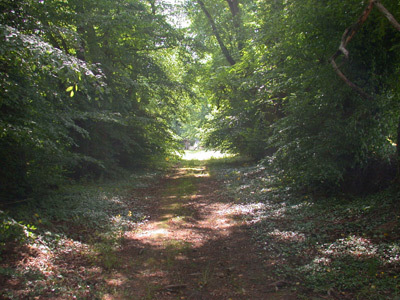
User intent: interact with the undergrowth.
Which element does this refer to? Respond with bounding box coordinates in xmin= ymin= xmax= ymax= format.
xmin=2 ymin=153 xmax=400 ymax=299
xmin=212 ymin=159 xmax=400 ymax=299
xmin=0 ymin=170 xmax=161 ymax=299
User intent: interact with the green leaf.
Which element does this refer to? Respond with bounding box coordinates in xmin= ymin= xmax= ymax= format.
xmin=66 ymin=86 xmax=74 ymax=92
xmin=70 ymin=91 xmax=74 ymax=97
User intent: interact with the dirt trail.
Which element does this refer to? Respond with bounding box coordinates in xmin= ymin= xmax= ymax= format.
xmin=104 ymin=162 xmax=295 ymax=300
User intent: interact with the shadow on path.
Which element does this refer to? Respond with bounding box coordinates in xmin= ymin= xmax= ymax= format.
xmin=101 ymin=161 xmax=296 ymax=300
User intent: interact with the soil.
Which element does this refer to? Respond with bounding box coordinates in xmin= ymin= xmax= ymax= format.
xmin=105 ymin=163 xmax=297 ymax=300
xmin=0 ymin=161 xmax=298 ymax=300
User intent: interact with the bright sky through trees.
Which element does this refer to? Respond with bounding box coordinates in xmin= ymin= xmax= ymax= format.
xmin=1 ymin=1 xmax=400 ymax=297
xmin=162 ymin=0 xmax=190 ymax=28
xmin=1 ymin=0 xmax=399 ymax=204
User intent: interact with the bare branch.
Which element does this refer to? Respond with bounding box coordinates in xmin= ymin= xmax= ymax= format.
xmin=374 ymin=1 xmax=400 ymax=31
xmin=330 ymin=58 xmax=374 ymax=100
xmin=197 ymin=0 xmax=236 ymax=66
xmin=337 ymin=28 xmax=351 ymax=59
xmin=332 ymin=0 xmax=375 ymax=61
xmin=329 ymin=0 xmax=400 ymax=100
xmin=345 ymin=0 xmax=375 ymax=44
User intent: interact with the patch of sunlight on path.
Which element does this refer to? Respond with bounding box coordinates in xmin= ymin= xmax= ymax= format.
xmin=180 ymin=150 xmax=233 ymax=161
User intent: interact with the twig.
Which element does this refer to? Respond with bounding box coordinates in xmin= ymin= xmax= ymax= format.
xmin=374 ymin=1 xmax=400 ymax=31
xmin=330 ymin=58 xmax=374 ymax=100
xmin=1 ymin=198 xmax=34 ymax=207
xmin=330 ymin=0 xmax=400 ymax=99
xmin=161 ymin=284 xmax=187 ymax=292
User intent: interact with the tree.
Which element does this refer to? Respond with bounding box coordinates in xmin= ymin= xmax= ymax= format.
xmin=0 ymin=21 xmax=105 ymax=200
xmin=0 ymin=0 xmax=188 ymax=201
xmin=265 ymin=0 xmax=400 ymax=189
xmin=184 ymin=0 xmax=274 ymax=158
xmin=185 ymin=0 xmax=400 ymax=190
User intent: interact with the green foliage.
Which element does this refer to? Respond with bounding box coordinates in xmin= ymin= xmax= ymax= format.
xmin=0 ymin=0 xmax=189 ymax=200
xmin=0 ymin=22 xmax=105 ymax=200
xmin=0 ymin=169 xmax=157 ymax=299
xmin=174 ymin=101 xmax=210 ymax=146
xmin=217 ymin=161 xmax=400 ymax=299
xmin=262 ymin=0 xmax=400 ymax=189
xmin=185 ymin=0 xmax=400 ymax=189
xmin=0 ymin=211 xmax=36 ymax=248
xmin=1 ymin=0 xmax=399 ymax=200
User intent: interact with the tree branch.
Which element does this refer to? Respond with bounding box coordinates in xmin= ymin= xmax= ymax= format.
xmin=374 ymin=1 xmax=400 ymax=31
xmin=330 ymin=0 xmax=400 ymax=99
xmin=148 ymin=0 xmax=156 ymax=15
xmin=330 ymin=58 xmax=374 ymax=100
xmin=197 ymin=0 xmax=236 ymax=66
xmin=225 ymin=0 xmax=243 ymax=51
xmin=226 ymin=0 xmax=239 ymax=17
xmin=331 ymin=0 xmax=374 ymax=61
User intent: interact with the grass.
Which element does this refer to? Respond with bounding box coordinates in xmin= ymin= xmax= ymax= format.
xmin=212 ymin=160 xmax=400 ymax=299
xmin=0 ymin=152 xmax=214 ymax=299
xmin=199 ymin=263 xmax=213 ymax=287
xmin=2 ymin=150 xmax=399 ymax=299
xmin=0 ymin=170 xmax=160 ymax=299
xmin=180 ymin=149 xmax=234 ymax=161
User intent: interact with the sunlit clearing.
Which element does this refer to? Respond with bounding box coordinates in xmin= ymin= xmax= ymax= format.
xmin=194 ymin=173 xmax=210 ymax=178
xmin=138 ymin=228 xmax=169 ymax=238
xmin=181 ymin=150 xmax=233 ymax=161
xmin=180 ymin=167 xmax=206 ymax=171
xmin=179 ymin=166 xmax=210 ymax=177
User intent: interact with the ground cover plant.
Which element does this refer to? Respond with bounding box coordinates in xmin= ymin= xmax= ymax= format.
xmin=212 ymin=159 xmax=400 ymax=299
xmin=1 ymin=153 xmax=292 ymax=300
xmin=1 ymin=0 xmax=400 ymax=298
xmin=0 ymin=170 xmax=161 ymax=299
xmin=1 ymin=151 xmax=400 ymax=299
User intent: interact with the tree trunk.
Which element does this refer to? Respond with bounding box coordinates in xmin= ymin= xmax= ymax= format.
xmin=197 ymin=0 xmax=236 ymax=66
xmin=225 ymin=0 xmax=243 ymax=51
xmin=226 ymin=0 xmax=239 ymax=17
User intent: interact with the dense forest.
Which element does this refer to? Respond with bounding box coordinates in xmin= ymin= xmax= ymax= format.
xmin=1 ymin=0 xmax=400 ymax=298
xmin=191 ymin=0 xmax=400 ymax=192
xmin=0 ymin=0 xmax=191 ymax=201
xmin=1 ymin=0 xmax=400 ymax=200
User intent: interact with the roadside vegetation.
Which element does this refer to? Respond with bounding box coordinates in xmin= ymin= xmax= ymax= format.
xmin=1 ymin=152 xmax=400 ymax=299
xmin=211 ymin=158 xmax=400 ymax=299
xmin=1 ymin=0 xmax=400 ymax=298
xmin=0 ymin=171 xmax=160 ymax=299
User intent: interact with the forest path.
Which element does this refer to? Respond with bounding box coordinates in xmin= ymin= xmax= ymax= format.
xmin=103 ymin=160 xmax=295 ymax=300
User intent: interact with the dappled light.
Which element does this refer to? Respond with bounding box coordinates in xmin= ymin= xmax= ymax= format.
xmin=180 ymin=150 xmax=233 ymax=161
xmin=321 ymin=235 xmax=379 ymax=258
xmin=267 ymin=229 xmax=306 ymax=243
xmin=215 ymin=162 xmax=400 ymax=298
xmin=129 ymin=165 xmax=242 ymax=250
xmin=101 ymin=160 xmax=275 ymax=299
xmin=2 ymin=0 xmax=400 ymax=299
